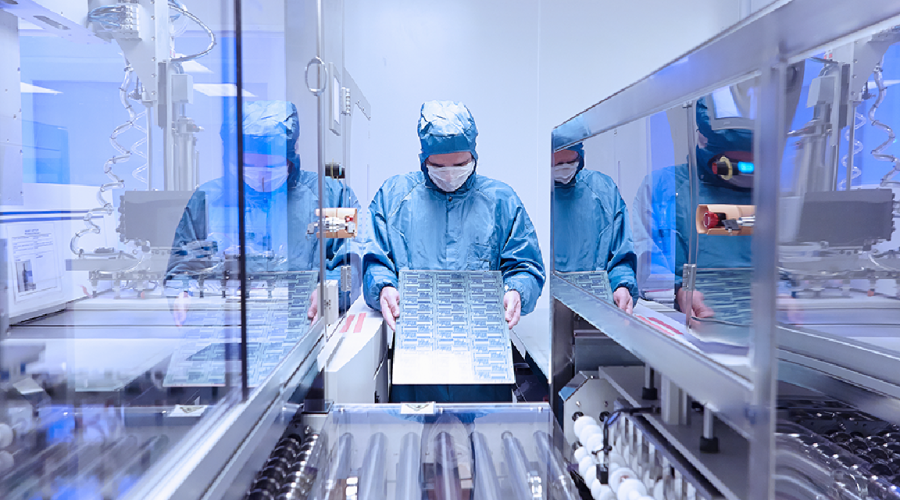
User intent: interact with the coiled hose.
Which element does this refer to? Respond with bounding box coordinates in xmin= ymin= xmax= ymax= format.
xmin=869 ymin=62 xmax=900 ymax=187
xmin=70 ymin=66 xmax=140 ymax=256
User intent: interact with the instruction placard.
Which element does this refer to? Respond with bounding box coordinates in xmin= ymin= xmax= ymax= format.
xmin=8 ymin=223 xmax=61 ymax=303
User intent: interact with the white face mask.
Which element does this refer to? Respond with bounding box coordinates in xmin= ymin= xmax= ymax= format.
xmin=427 ymin=160 xmax=475 ymax=192
xmin=244 ymin=165 xmax=289 ymax=192
xmin=553 ymin=161 xmax=579 ymax=184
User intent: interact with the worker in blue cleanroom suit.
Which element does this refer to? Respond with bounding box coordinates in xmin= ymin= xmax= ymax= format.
xmin=552 ymin=143 xmax=638 ymax=313
xmin=167 ymin=100 xmax=361 ymax=319
xmin=674 ymin=97 xmax=753 ymax=318
xmin=363 ymin=100 xmax=545 ymax=404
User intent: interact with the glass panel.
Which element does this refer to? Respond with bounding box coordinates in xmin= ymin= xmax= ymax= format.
xmin=552 ymin=129 xmax=620 ymax=306
xmin=0 ymin=0 xmax=327 ymax=497
xmin=675 ymin=80 xmax=759 ymax=360
xmin=229 ymin=0 xmax=323 ymax=392
xmin=552 ymin=110 xmax=680 ymax=311
xmin=778 ymin=32 xmax=900 ymax=356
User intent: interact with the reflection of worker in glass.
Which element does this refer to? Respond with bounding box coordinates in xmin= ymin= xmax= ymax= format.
xmin=675 ymin=96 xmax=753 ymax=317
xmin=552 ymin=143 xmax=638 ymax=313
xmin=632 ymin=165 xmax=678 ymax=296
xmin=167 ymin=100 xmax=361 ymax=321
xmin=363 ymin=100 xmax=545 ymax=403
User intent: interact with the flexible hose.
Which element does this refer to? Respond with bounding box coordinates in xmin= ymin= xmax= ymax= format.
xmin=129 ymin=80 xmax=149 ymax=186
xmin=838 ymin=110 xmax=865 ymax=190
xmin=868 ymin=62 xmax=900 ymax=186
xmin=71 ymin=67 xmax=138 ymax=256
xmin=169 ymin=3 xmax=216 ymax=63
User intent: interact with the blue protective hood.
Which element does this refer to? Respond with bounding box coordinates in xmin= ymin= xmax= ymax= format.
xmin=417 ymin=100 xmax=478 ymax=167
xmin=221 ymin=100 xmax=302 ymax=185
xmin=567 ymin=142 xmax=585 ymax=173
xmin=695 ymin=97 xmax=752 ymax=187
xmin=554 ymin=143 xmax=585 ymax=187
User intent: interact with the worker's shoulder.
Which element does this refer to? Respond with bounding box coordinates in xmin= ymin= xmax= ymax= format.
xmin=577 ymin=169 xmax=624 ymax=201
xmin=471 ymin=174 xmax=522 ymax=200
xmin=577 ymin=168 xmax=618 ymax=189
xmin=376 ymin=171 xmax=426 ymax=198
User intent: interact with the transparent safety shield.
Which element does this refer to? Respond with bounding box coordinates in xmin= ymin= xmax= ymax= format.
xmin=552 ymin=111 xmax=680 ymax=309
xmin=778 ymin=32 xmax=900 ymax=374
xmin=676 ymin=79 xmax=759 ymax=362
xmin=0 ymin=0 xmax=325 ymax=497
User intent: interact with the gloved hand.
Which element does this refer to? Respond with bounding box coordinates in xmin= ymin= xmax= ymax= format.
xmin=613 ymin=287 xmax=634 ymax=314
xmin=379 ymin=286 xmax=400 ymax=330
xmin=307 ymin=287 xmax=319 ymax=322
xmin=504 ymin=290 xmax=522 ymax=328
xmin=676 ymin=288 xmax=714 ymax=319
xmin=173 ymin=291 xmax=190 ymax=326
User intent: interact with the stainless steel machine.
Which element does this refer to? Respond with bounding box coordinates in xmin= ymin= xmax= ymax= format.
xmin=551 ymin=1 xmax=900 ymax=499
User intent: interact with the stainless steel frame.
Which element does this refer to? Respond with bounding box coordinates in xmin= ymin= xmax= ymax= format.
xmin=551 ymin=1 xmax=900 ymax=499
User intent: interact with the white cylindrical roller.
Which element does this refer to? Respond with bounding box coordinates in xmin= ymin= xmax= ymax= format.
xmin=586 ymin=433 xmax=606 ymax=454
xmin=579 ymin=455 xmax=597 ymax=478
xmin=579 ymin=423 xmax=603 ymax=443
xmin=592 ymin=481 xmax=615 ymax=500
xmin=585 ymin=462 xmax=599 ymax=485
xmin=618 ymin=478 xmax=648 ymax=500
xmin=574 ymin=415 xmax=599 ymax=436
xmin=596 ymin=482 xmax=617 ymax=500
xmin=0 ymin=451 xmax=13 ymax=473
xmin=609 ymin=467 xmax=638 ymax=493
xmin=574 ymin=446 xmax=590 ymax=463
xmin=0 ymin=425 xmax=13 ymax=449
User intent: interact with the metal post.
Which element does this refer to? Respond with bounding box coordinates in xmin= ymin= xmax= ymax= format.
xmin=642 ymin=366 xmax=658 ymax=400
xmin=845 ymin=100 xmax=858 ymax=190
xmin=235 ymin=0 xmax=248 ymax=400
xmin=700 ymin=406 xmax=719 ymax=453
xmin=551 ymin=298 xmax=575 ymax=422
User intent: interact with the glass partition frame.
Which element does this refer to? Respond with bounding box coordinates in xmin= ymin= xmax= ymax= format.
xmin=550 ymin=2 xmax=900 ymax=500
xmin=0 ymin=0 xmax=329 ymax=498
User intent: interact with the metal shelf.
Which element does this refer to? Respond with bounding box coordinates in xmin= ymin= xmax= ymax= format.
xmin=552 ymin=274 xmax=754 ymax=438
xmin=599 ymin=366 xmax=749 ymax=500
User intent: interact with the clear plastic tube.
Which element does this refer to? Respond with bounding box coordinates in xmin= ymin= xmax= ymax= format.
xmin=471 ymin=432 xmax=501 ymax=500
xmin=534 ymin=431 xmax=579 ymax=500
xmin=395 ymin=432 xmax=421 ymax=500
xmin=358 ymin=432 xmax=387 ymax=500
xmin=502 ymin=431 xmax=533 ymax=500
xmin=434 ymin=432 xmax=463 ymax=500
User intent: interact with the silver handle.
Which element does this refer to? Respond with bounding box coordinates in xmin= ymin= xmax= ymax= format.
xmin=305 ymin=57 xmax=326 ymax=96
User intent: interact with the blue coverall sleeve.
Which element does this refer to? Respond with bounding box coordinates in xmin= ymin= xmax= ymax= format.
xmin=499 ymin=202 xmax=546 ymax=315
xmin=607 ymin=191 xmax=639 ymax=300
xmin=166 ymin=189 xmax=211 ymax=278
xmin=362 ymin=189 xmax=398 ymax=311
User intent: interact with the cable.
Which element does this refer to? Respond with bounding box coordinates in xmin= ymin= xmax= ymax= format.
xmin=867 ymin=61 xmax=900 ymax=186
xmin=168 ymin=3 xmax=216 ymax=63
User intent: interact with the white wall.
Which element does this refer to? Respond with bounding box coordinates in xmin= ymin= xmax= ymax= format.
xmin=343 ymin=0 xmax=541 ymax=209
xmin=343 ymin=0 xmax=744 ymax=308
